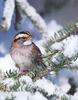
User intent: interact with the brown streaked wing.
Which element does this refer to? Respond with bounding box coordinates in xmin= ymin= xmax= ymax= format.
xmin=32 ymin=42 xmax=42 ymax=64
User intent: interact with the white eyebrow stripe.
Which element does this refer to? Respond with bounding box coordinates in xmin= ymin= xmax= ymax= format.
xmin=15 ymin=34 xmax=30 ymax=39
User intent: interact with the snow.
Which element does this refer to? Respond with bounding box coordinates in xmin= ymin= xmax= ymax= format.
xmin=2 ymin=0 xmax=15 ymax=30
xmin=71 ymin=92 xmax=78 ymax=100
xmin=0 ymin=92 xmax=48 ymax=100
xmin=51 ymin=42 xmax=64 ymax=51
xmin=56 ymin=76 xmax=71 ymax=93
xmin=35 ymin=78 xmax=55 ymax=96
xmin=63 ymin=35 xmax=78 ymax=58
xmin=29 ymin=92 xmax=47 ymax=100
xmin=48 ymin=20 xmax=62 ymax=37
xmin=14 ymin=92 xmax=30 ymax=100
xmin=51 ymin=53 xmax=64 ymax=65
xmin=0 ymin=92 xmax=30 ymax=100
xmin=2 ymin=78 xmax=15 ymax=88
xmin=19 ymin=76 xmax=32 ymax=84
xmin=0 ymin=54 xmax=17 ymax=72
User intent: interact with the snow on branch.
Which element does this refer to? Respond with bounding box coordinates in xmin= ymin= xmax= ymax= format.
xmin=46 ymin=21 xmax=78 ymax=45
xmin=15 ymin=0 xmax=48 ymax=38
xmin=1 ymin=0 xmax=15 ymax=31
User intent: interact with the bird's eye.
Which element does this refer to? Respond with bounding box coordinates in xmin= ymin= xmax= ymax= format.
xmin=18 ymin=38 xmax=26 ymax=44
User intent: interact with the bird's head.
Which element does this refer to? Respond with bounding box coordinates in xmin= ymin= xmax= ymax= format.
xmin=13 ymin=31 xmax=32 ymax=47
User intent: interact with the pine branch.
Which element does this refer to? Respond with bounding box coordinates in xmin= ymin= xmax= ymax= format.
xmin=14 ymin=0 xmax=23 ymax=30
xmin=15 ymin=0 xmax=48 ymax=38
xmin=0 ymin=69 xmax=72 ymax=99
xmin=46 ymin=20 xmax=78 ymax=45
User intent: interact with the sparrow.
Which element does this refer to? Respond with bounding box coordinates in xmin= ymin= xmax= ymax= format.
xmin=10 ymin=31 xmax=46 ymax=75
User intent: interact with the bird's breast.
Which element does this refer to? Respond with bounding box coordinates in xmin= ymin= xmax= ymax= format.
xmin=11 ymin=46 xmax=33 ymax=69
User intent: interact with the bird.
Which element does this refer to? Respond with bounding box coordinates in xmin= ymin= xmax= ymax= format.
xmin=10 ymin=31 xmax=46 ymax=76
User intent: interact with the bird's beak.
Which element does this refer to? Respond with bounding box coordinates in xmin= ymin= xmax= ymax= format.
xmin=23 ymin=38 xmax=32 ymax=46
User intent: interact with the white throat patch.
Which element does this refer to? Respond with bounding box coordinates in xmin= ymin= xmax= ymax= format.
xmin=23 ymin=39 xmax=32 ymax=46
